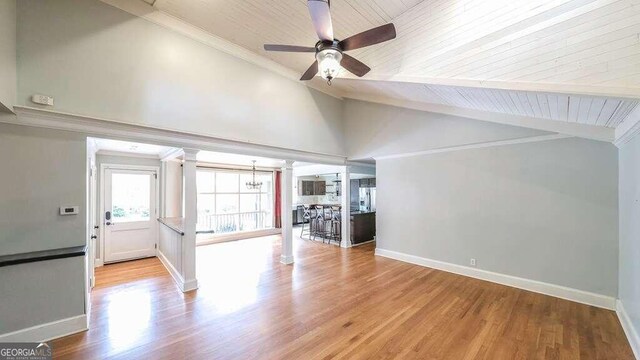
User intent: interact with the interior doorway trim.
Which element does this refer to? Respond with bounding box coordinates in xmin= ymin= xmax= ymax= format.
xmin=98 ymin=163 xmax=160 ymax=266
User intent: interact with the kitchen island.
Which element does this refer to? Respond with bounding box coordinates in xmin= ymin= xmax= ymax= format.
xmin=350 ymin=211 xmax=376 ymax=245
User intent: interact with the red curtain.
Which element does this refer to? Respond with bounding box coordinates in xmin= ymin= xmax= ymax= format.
xmin=274 ymin=171 xmax=282 ymax=228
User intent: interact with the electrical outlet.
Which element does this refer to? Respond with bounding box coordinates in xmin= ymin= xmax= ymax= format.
xmin=470 ymin=258 xmax=476 ymax=267
xmin=31 ymin=94 xmax=54 ymax=106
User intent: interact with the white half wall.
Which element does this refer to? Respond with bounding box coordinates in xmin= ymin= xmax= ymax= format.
xmin=376 ymin=137 xmax=619 ymax=299
xmin=16 ymin=0 xmax=344 ymax=156
xmin=618 ymin=132 xmax=640 ymax=358
xmin=0 ymin=0 xmax=16 ymax=111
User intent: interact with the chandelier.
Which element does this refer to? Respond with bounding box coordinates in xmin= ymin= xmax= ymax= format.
xmin=246 ymin=160 xmax=263 ymax=189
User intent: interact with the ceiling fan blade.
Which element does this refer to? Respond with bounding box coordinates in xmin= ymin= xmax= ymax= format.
xmin=340 ymin=54 xmax=371 ymax=77
xmin=339 ymin=23 xmax=396 ymax=51
xmin=307 ymin=0 xmax=334 ymax=41
xmin=300 ymin=61 xmax=319 ymax=81
xmin=264 ymin=44 xmax=316 ymax=53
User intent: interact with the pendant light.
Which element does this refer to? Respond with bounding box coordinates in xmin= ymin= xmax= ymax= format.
xmin=246 ymin=160 xmax=263 ymax=190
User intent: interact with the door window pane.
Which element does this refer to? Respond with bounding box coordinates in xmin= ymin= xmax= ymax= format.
xmin=111 ymin=173 xmax=150 ymax=222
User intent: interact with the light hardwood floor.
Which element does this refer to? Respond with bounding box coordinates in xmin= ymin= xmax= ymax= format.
xmin=52 ymin=235 xmax=634 ymax=359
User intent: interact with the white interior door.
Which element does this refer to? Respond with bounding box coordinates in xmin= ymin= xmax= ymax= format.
xmin=104 ymin=168 xmax=157 ymax=263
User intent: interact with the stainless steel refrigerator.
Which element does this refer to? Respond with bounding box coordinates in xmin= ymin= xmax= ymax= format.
xmin=359 ymin=187 xmax=376 ymax=212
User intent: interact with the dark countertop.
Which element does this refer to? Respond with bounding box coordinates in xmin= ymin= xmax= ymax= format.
xmin=351 ymin=210 xmax=376 ymax=215
xmin=293 ymin=204 xmax=342 ymax=208
xmin=158 ymin=217 xmax=185 ymax=236
xmin=0 ymin=245 xmax=87 ymax=267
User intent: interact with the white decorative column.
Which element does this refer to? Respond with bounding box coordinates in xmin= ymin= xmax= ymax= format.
xmin=341 ymin=165 xmax=352 ymax=248
xmin=182 ymin=148 xmax=199 ymax=291
xmin=280 ymin=160 xmax=294 ymax=264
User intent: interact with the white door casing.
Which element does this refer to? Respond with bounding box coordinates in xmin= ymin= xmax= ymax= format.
xmin=102 ymin=165 xmax=158 ymax=263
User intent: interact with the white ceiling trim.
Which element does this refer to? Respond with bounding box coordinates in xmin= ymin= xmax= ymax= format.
xmin=374 ymin=134 xmax=572 ymax=160
xmin=96 ymin=149 xmax=162 ymax=159
xmin=349 ymin=73 xmax=640 ymax=100
xmin=99 ymin=0 xmax=344 ymax=99
xmin=346 ymin=93 xmax=615 ymax=142
xmin=614 ymin=105 xmax=640 ymax=147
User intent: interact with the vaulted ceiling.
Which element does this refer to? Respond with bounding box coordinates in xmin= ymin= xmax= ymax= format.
xmin=124 ymin=0 xmax=640 ymax=141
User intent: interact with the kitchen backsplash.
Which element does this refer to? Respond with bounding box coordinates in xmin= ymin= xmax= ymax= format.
xmin=293 ymin=194 xmax=342 ymax=205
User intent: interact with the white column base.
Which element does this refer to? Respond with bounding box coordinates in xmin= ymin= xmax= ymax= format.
xmin=280 ymin=255 xmax=294 ymax=265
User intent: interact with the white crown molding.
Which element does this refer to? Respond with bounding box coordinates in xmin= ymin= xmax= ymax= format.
xmin=96 ymin=149 xmax=162 ymax=159
xmin=346 ymin=94 xmax=615 ymax=143
xmin=374 ymin=134 xmax=572 ymax=160
xmin=375 ymin=248 xmax=616 ymax=310
xmin=8 ymin=106 xmax=347 ymax=166
xmin=616 ymin=300 xmax=640 ymax=360
xmin=614 ymin=105 xmax=640 ymax=148
xmin=0 ymin=315 xmax=88 ymax=342
xmin=99 ymin=0 xmax=342 ymax=100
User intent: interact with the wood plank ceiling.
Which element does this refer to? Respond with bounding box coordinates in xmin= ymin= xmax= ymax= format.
xmin=141 ymin=0 xmax=640 ymax=131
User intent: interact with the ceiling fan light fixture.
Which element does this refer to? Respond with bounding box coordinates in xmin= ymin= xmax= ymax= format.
xmin=316 ymin=49 xmax=342 ymax=84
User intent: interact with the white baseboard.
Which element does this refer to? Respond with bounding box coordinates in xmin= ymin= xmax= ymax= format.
xmin=375 ymin=248 xmax=616 ymax=310
xmin=0 ymin=315 xmax=88 ymax=342
xmin=617 ymin=300 xmax=640 ymax=359
xmin=157 ymin=250 xmax=197 ymax=293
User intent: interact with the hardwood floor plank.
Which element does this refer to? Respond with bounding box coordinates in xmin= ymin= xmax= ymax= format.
xmin=51 ymin=235 xmax=634 ymax=359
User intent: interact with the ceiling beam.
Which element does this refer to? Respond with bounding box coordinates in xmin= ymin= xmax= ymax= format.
xmin=345 ymin=93 xmax=615 ymax=143
xmin=346 ymin=74 xmax=640 ymax=101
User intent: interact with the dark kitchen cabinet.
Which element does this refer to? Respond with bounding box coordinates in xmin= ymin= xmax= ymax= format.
xmin=313 ymin=181 xmax=326 ymax=195
xmin=299 ymin=180 xmax=326 ymax=195
xmin=359 ymin=178 xmax=376 ymax=188
xmin=300 ymin=181 xmax=315 ymax=195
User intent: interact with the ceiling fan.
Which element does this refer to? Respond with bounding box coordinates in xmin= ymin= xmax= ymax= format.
xmin=263 ymin=0 xmax=396 ymax=85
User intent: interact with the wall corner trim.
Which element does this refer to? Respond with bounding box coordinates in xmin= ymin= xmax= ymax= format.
xmin=0 ymin=315 xmax=88 ymax=342
xmin=374 ymin=248 xmax=617 ymax=310
xmin=617 ymin=300 xmax=640 ymax=359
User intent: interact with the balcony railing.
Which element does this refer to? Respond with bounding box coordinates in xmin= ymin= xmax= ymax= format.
xmin=197 ymin=211 xmax=272 ymax=234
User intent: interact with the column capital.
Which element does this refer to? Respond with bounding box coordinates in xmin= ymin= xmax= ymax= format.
xmin=281 ymin=160 xmax=294 ymax=170
xmin=182 ymin=148 xmax=199 ymax=162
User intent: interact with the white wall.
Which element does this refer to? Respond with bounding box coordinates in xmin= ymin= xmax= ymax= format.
xmin=0 ymin=120 xmax=86 ymax=336
xmin=618 ymin=133 xmax=640 ymax=355
xmin=16 ymin=0 xmax=344 ymax=156
xmin=164 ymin=160 xmax=183 ymax=218
xmin=376 ymin=137 xmax=619 ymax=297
xmin=0 ymin=0 xmax=16 ymax=111
xmin=0 ymin=122 xmax=86 ymax=255
xmin=343 ymin=99 xmax=551 ymax=160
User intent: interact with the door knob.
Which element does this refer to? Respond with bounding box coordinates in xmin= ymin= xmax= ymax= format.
xmin=90 ymin=235 xmax=97 ymax=239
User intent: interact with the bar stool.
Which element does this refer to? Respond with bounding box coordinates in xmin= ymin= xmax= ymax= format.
xmin=312 ymin=205 xmax=328 ymax=242
xmin=300 ymin=205 xmax=312 ymax=239
xmin=328 ymin=206 xmax=341 ymax=244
